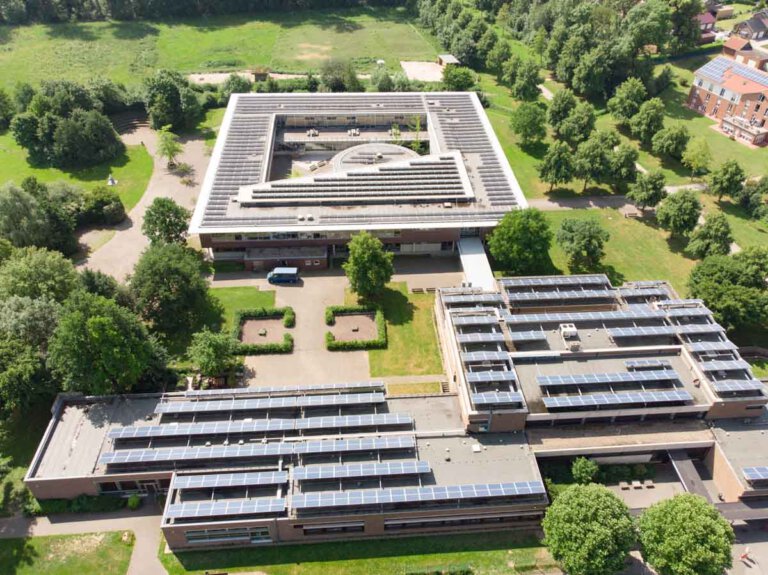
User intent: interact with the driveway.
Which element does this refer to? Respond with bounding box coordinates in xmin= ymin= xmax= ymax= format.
xmin=79 ymin=126 xmax=210 ymax=281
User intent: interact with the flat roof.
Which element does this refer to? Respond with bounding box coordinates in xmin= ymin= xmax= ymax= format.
xmin=189 ymin=92 xmax=527 ymax=235
xmin=713 ymin=416 xmax=768 ymax=490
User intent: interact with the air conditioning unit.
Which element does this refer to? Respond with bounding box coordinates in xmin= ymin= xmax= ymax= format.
xmin=560 ymin=323 xmax=578 ymax=339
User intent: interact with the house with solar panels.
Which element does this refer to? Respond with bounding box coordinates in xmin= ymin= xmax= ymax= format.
xmin=687 ymin=51 xmax=768 ymax=145
xmin=189 ymin=92 xmax=527 ymax=270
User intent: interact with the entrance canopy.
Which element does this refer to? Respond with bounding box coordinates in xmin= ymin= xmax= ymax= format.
xmin=458 ymin=237 xmax=496 ymax=291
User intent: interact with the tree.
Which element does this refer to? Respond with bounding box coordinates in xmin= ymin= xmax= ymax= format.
xmin=687 ymin=213 xmax=733 ymax=259
xmin=157 ymin=125 xmax=183 ymax=168
xmin=442 ymin=66 xmax=476 ymax=91
xmin=510 ymin=102 xmax=546 ymax=146
xmin=574 ymin=131 xmax=617 ymax=192
xmin=651 ymin=124 xmax=689 ymax=160
xmin=486 ymin=41 xmax=511 ymax=78
xmin=51 ymin=108 xmax=125 ymax=168
xmin=0 ymin=247 xmax=79 ymax=303
xmin=737 ymin=178 xmax=768 ymax=220
xmin=0 ymin=335 xmax=48 ymax=415
xmin=47 ymin=292 xmax=155 ymax=396
xmin=538 ymin=141 xmax=575 ymax=192
xmin=557 ymin=218 xmax=610 ymax=270
xmin=219 ymin=73 xmax=252 ymax=103
xmin=571 ymin=457 xmax=599 ymax=485
xmin=510 ymin=60 xmax=541 ymax=101
xmin=668 ymin=0 xmax=704 ymax=54
xmin=144 ymin=69 xmax=201 ymax=130
xmin=547 ymin=88 xmax=577 ymax=136
xmin=79 ymin=185 xmax=126 ymax=226
xmin=558 ymin=101 xmax=596 ymax=147
xmin=188 ymin=329 xmax=237 ymax=377
xmin=488 ymin=209 xmax=553 ymax=274
xmin=682 ymin=138 xmax=712 ymax=178
xmin=542 ymin=484 xmax=635 ymax=575
xmin=342 ymin=231 xmax=394 ymax=300
xmin=0 ymin=183 xmax=49 ymax=249
xmin=629 ymin=98 xmax=665 ymax=145
xmin=656 ymin=190 xmax=702 ymax=237
xmin=320 ymin=60 xmax=362 ymax=93
xmin=142 ymin=197 xmax=191 ymax=245
xmin=638 ymin=494 xmax=733 ymax=575
xmin=80 ymin=268 xmax=133 ymax=308
xmin=0 ymin=88 xmax=13 ymax=130
xmin=708 ymin=159 xmax=745 ymax=202
xmin=370 ymin=67 xmax=394 ymax=92
xmin=0 ymin=296 xmax=60 ymax=351
xmin=392 ymin=72 xmax=412 ymax=92
xmin=130 ymin=243 xmax=214 ymax=339
xmin=608 ymin=143 xmax=639 ymax=192
xmin=627 ymin=171 xmax=667 ymax=210
xmin=607 ymin=77 xmax=647 ymax=126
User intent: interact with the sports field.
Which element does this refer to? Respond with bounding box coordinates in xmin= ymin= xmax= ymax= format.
xmin=0 ymin=7 xmax=438 ymax=90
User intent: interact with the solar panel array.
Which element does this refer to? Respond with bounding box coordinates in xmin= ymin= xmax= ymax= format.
xmin=711 ymin=380 xmax=765 ymax=393
xmin=100 ymin=435 xmax=415 ymax=466
xmin=471 ymin=392 xmax=524 ymax=406
xmin=461 ymin=351 xmax=510 ymax=363
xmin=609 ymin=325 xmax=678 ymax=338
xmin=451 ymin=315 xmax=499 ymax=327
xmin=509 ymin=331 xmax=547 ymax=342
xmin=686 ymin=341 xmax=738 ymax=353
xmin=697 ymin=56 xmax=768 ymax=90
xmin=293 ymin=460 xmax=430 ymax=481
xmin=699 ymin=360 xmax=751 ymax=372
xmin=537 ymin=370 xmax=679 ymax=388
xmin=625 ymin=359 xmax=673 ymax=370
xmin=506 ymin=290 xmax=616 ymax=303
xmin=744 ymin=467 xmax=768 ymax=483
xmin=677 ymin=323 xmax=725 ymax=335
xmin=543 ymin=390 xmax=692 ymax=409
xmin=664 ymin=308 xmax=712 ymax=318
xmin=502 ymin=308 xmax=667 ymax=325
xmin=165 ymin=498 xmax=286 ymax=519
xmin=291 ymin=481 xmax=545 ymax=510
xmin=499 ymin=275 xmax=609 ymax=288
xmin=109 ymin=413 xmax=412 ymax=440
xmin=443 ymin=293 xmax=504 ymax=305
xmin=184 ymin=382 xmax=384 ymax=398
xmin=618 ymin=288 xmax=669 ymax=298
xmin=456 ymin=332 xmax=506 ymax=344
xmin=173 ymin=471 xmax=288 ymax=490
xmin=155 ymin=393 xmax=384 ymax=415
xmin=466 ymin=370 xmax=516 ymax=383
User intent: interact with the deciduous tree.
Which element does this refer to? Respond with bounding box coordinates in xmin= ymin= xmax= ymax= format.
xmin=157 ymin=125 xmax=183 ymax=168
xmin=556 ymin=218 xmax=610 ymax=270
xmin=442 ymin=66 xmax=476 ymax=91
xmin=607 ymin=77 xmax=647 ymax=127
xmin=708 ymin=159 xmax=745 ymax=202
xmin=510 ymin=102 xmax=546 ymax=146
xmin=0 ymin=247 xmax=79 ymax=303
xmin=142 ymin=197 xmax=191 ymax=245
xmin=629 ymin=98 xmax=665 ymax=145
xmin=627 ymin=171 xmax=667 ymax=209
xmin=682 ymin=138 xmax=712 ymax=178
xmin=188 ymin=329 xmax=237 ymax=377
xmin=656 ymin=190 xmax=702 ymax=237
xmin=487 ymin=209 xmax=553 ymax=274
xmin=538 ymin=141 xmax=575 ymax=192
xmin=342 ymin=231 xmax=394 ymax=300
xmin=572 ymin=457 xmax=599 ymax=485
xmin=651 ymin=124 xmax=689 ymax=160
xmin=687 ymin=213 xmax=733 ymax=259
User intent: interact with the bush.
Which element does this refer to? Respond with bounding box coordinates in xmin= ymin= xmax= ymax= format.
xmin=79 ymin=185 xmax=126 ymax=226
xmin=127 ymin=494 xmax=142 ymax=510
xmin=234 ymin=333 xmax=293 ymax=355
xmin=230 ymin=307 xmax=295 ymax=355
xmin=325 ymin=307 xmax=387 ymax=351
xmin=572 ymin=457 xmax=599 ymax=484
xmin=24 ymin=494 xmax=127 ymax=516
xmin=283 ymin=307 xmax=296 ymax=328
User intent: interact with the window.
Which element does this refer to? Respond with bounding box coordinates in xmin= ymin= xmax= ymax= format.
xmin=727 ymin=103 xmax=734 ymax=113
xmin=303 ymin=523 xmax=364 ymax=536
xmin=185 ymin=527 xmax=271 ymax=545
xmin=705 ymin=94 xmax=711 ymax=103
xmin=720 ymin=88 xmax=726 ymax=96
xmin=756 ymin=103 xmax=762 ymax=112
xmin=759 ymin=94 xmax=766 ymax=102
xmin=697 ymin=79 xmax=703 ymax=87
xmin=98 ymin=482 xmax=119 ymax=493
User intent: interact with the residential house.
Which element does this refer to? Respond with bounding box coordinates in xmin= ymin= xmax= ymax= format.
xmin=696 ymin=12 xmax=718 ymax=44
xmin=733 ymin=9 xmax=768 ymax=40
xmin=704 ymin=0 xmax=734 ymax=20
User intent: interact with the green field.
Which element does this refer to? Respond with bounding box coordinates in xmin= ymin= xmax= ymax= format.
xmin=0 ymin=532 xmax=133 ymax=575
xmin=751 ymin=360 xmax=768 ymax=378
xmin=0 ymin=131 xmax=153 ymax=212
xmin=160 ymin=531 xmax=554 ymax=575
xmin=210 ymin=286 xmax=276 ymax=334
xmin=543 ymin=209 xmax=696 ymax=295
xmin=0 ymin=8 xmax=438 ymax=90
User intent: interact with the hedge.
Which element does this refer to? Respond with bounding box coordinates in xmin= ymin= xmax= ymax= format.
xmin=23 ymin=494 xmax=127 ymax=517
xmin=325 ymin=306 xmax=387 ymax=351
xmin=231 ymin=307 xmax=295 ymax=355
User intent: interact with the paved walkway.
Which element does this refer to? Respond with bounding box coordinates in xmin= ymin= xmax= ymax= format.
xmin=79 ymin=126 xmax=210 ymax=281
xmin=538 ymin=84 xmax=554 ymax=101
xmin=0 ymin=507 xmax=167 ymax=575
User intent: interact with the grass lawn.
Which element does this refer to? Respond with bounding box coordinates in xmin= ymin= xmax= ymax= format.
xmin=0 ymin=131 xmax=153 ymax=212
xmin=0 ymin=8 xmax=437 ymax=90
xmin=0 ymin=531 xmax=133 ymax=575
xmin=542 ymin=209 xmax=696 ymax=295
xmin=210 ymin=286 xmax=276 ymax=334
xmin=347 ymin=283 xmax=443 ymax=377
xmin=160 ymin=531 xmax=554 ymax=575
xmin=195 ymin=108 xmax=226 ymax=150
xmin=385 ymin=381 xmax=442 ymax=395
xmin=699 ymin=195 xmax=768 ymax=249
xmin=751 ymin=360 xmax=768 ymax=378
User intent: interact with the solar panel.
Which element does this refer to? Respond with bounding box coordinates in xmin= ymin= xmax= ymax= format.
xmin=537 ymin=370 xmax=679 ymax=388
xmin=609 ymin=325 xmax=678 ymax=338
xmin=456 ymin=332 xmax=506 ymax=344
xmin=711 ymin=380 xmax=765 ymax=393
xmin=655 ymin=299 xmax=704 ymax=308
xmin=291 ymin=481 xmax=546 ymax=510
xmin=109 ymin=413 xmax=412 ymax=440
xmin=461 ymin=351 xmax=510 ymax=363
xmin=744 ymin=467 xmax=768 ymax=483
xmin=542 ymin=390 xmax=692 ymax=409
xmin=677 ymin=323 xmax=725 ymax=335
xmin=443 ymin=293 xmax=504 ymax=305
xmin=499 ymin=275 xmax=608 ymax=288
xmin=100 ymin=435 xmax=415 ymax=466
xmin=625 ymin=359 xmax=673 ymax=370
xmin=509 ymin=331 xmax=547 ymax=342
xmin=165 ymin=498 xmax=285 ymax=519
xmin=451 ymin=315 xmax=499 ymax=326
xmin=699 ymin=360 xmax=751 ymax=372
xmin=293 ymin=460 xmax=430 ymax=481
xmin=184 ymin=382 xmax=385 ymax=398
xmin=686 ymin=341 xmax=738 ymax=353
xmin=471 ymin=392 xmax=524 ymax=406
xmin=466 ymin=370 xmax=516 ymax=383
xmin=664 ymin=308 xmax=712 ymax=318
xmin=155 ymin=392 xmax=385 ymax=415
xmin=618 ymin=288 xmax=669 ymax=298
xmin=502 ymin=308 xmax=667 ymax=325
xmin=506 ymin=290 xmax=616 ymax=302
xmin=173 ymin=471 xmax=288 ymax=490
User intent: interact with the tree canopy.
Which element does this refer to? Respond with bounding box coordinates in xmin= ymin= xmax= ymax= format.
xmin=607 ymin=77 xmax=647 ymax=126
xmin=488 ymin=209 xmax=553 ymax=275
xmin=342 ymin=231 xmax=394 ymax=300
xmin=627 ymin=171 xmax=667 ymax=209
xmin=708 ymin=159 xmax=745 ymax=202
xmin=656 ymin=190 xmax=701 ymax=237
xmin=571 ymin=457 xmax=599 ymax=485
xmin=320 ymin=60 xmax=363 ymax=93
xmin=142 ymin=197 xmax=191 ymax=245
xmin=0 ymin=247 xmax=79 ymax=303
xmin=543 ymin=484 xmax=636 ymax=575
xmin=687 ymin=213 xmax=733 ymax=259
xmin=652 ymin=124 xmax=689 ymax=160
xmin=538 ymin=141 xmax=575 ymax=192
xmin=638 ymin=494 xmax=733 ymax=575
xmin=144 ymin=70 xmax=202 ymax=130
xmin=556 ymin=218 xmax=610 ymax=271
xmin=510 ymin=102 xmax=546 ymax=146
xmin=682 ymin=138 xmax=712 ymax=177
xmin=188 ymin=329 xmax=238 ymax=377
xmin=442 ymin=66 xmax=476 ymax=91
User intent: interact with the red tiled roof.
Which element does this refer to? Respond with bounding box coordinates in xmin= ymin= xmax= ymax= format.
xmin=724 ymin=37 xmax=752 ymax=51
xmin=696 ymin=12 xmax=716 ymax=25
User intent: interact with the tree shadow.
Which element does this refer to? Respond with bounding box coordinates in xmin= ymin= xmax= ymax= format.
xmin=105 ymin=21 xmax=159 ymax=40
xmin=352 ymin=286 xmax=415 ymax=327
xmin=42 ymin=23 xmax=98 ymax=42
xmin=519 ymin=140 xmax=548 ymax=160
xmin=0 ymin=26 xmax=11 ymax=45
xmin=0 ymin=537 xmax=39 ymax=574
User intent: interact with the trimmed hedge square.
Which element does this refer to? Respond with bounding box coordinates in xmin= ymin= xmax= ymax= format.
xmin=325 ymin=304 xmax=387 ymax=351
xmin=232 ymin=307 xmax=295 ymax=355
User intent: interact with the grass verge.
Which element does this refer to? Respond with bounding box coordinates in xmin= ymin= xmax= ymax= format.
xmin=386 ymin=381 xmax=442 ymax=396
xmin=209 ymin=287 xmax=276 ymax=334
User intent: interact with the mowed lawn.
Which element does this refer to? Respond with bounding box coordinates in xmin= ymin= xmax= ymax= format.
xmin=210 ymin=286 xmax=276 ymax=334
xmin=0 ymin=8 xmax=437 ymax=90
xmin=699 ymin=195 xmax=768 ymax=249
xmin=347 ymin=282 xmax=443 ymax=377
xmin=0 ymin=532 xmax=133 ymax=575
xmin=0 ymin=131 xmax=153 ymax=212
xmin=160 ymin=531 xmax=554 ymax=575
xmin=543 ymin=209 xmax=697 ymax=295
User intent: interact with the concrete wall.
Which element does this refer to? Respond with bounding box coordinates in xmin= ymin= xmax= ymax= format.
xmin=704 ymin=443 xmax=745 ymax=502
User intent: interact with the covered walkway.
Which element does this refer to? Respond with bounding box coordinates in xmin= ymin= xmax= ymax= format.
xmin=458 ymin=237 xmax=496 ymax=291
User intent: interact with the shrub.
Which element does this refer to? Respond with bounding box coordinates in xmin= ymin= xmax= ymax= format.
xmin=127 ymin=494 xmax=142 ymax=510
xmin=24 ymin=494 xmax=127 ymax=516
xmin=572 ymin=457 xmax=599 ymax=484
xmin=283 ymin=307 xmax=296 ymax=328
xmin=234 ymin=333 xmax=293 ymax=355
xmin=325 ymin=307 xmax=387 ymax=351
xmin=231 ymin=307 xmax=295 ymax=355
